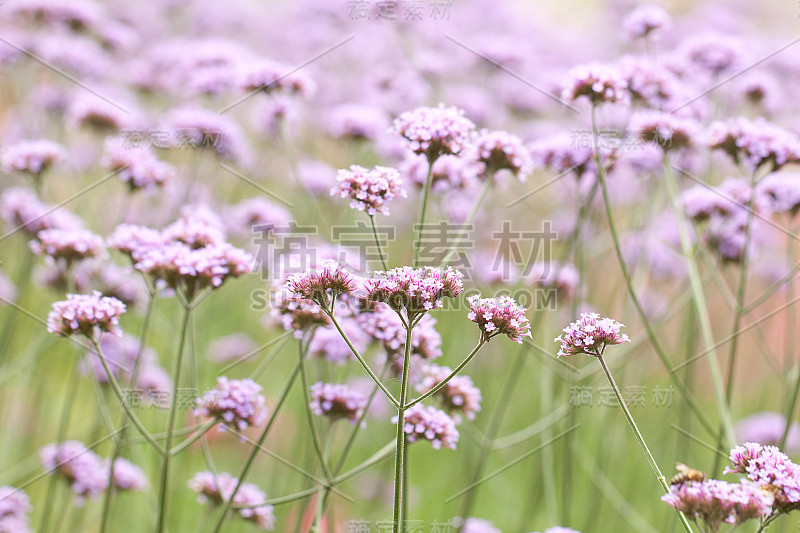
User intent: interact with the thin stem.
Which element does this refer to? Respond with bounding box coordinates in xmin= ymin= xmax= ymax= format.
xmin=781 ymin=219 xmax=798 ymax=450
xmin=326 ymin=312 xmax=399 ymax=408
xmin=596 ymin=355 xmax=695 ymax=533
xmin=588 ymin=105 xmax=716 ymax=438
xmin=210 ymin=360 xmax=301 ymax=533
xmin=392 ymin=325 xmax=414 ymax=533
xmin=0 ymin=250 xmax=34 ymax=367
xmin=333 ymin=440 xmax=395 ymax=484
xmin=169 ymin=419 xmax=217 ymax=455
xmin=405 ymin=339 xmax=484 ymax=410
xmin=369 ymin=215 xmax=389 ymax=270
xmin=412 ymin=156 xmax=435 ymax=267
xmin=155 ymin=305 xmax=193 ymax=533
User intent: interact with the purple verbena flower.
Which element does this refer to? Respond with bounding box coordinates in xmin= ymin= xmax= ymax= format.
xmin=470 ymin=129 xmax=532 ymax=181
xmin=467 ymin=294 xmax=531 ymax=343
xmin=1 ymin=139 xmax=66 ymax=176
xmin=40 ymin=441 xmax=109 ymax=503
xmin=629 ymin=110 xmax=700 ymax=152
xmin=30 ymin=228 xmax=106 ymax=266
xmin=561 ymin=63 xmax=629 ymax=105
xmin=708 ymin=117 xmax=800 ymax=174
xmin=47 ymin=291 xmax=126 ymax=338
xmin=416 ymin=364 xmax=482 ymax=422
xmin=0 ymin=486 xmax=33 ymax=533
xmin=110 ymin=458 xmax=148 ymax=491
xmin=391 ymin=104 xmax=476 ymax=161
xmin=331 ymin=165 xmax=407 ymax=216
xmin=555 ymin=313 xmax=630 ymax=357
xmin=188 ymin=471 xmax=275 ymax=530
xmin=662 ymin=479 xmax=771 ymax=531
xmin=623 ymin=5 xmax=671 ymax=41
xmin=394 ymin=404 xmax=459 ymax=450
xmin=194 ymin=377 xmax=268 ymax=436
xmin=309 ymin=382 xmax=368 ymax=423
xmin=283 ymin=260 xmax=357 ymax=310
xmin=364 ymin=266 xmax=464 ymax=317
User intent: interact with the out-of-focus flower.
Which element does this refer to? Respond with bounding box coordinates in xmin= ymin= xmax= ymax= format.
xmin=110 ymin=458 xmax=147 ymax=491
xmin=309 ymin=382 xmax=368 ymax=423
xmin=0 ymin=187 xmax=83 ymax=235
xmin=326 ymin=103 xmax=388 ymax=140
xmin=67 ymin=93 xmax=131 ymax=132
xmin=225 ymin=197 xmax=292 ymax=237
xmin=452 ymin=517 xmax=501 ymax=533
xmin=467 ymin=294 xmax=531 ymax=343
xmin=760 ymin=173 xmax=800 ymax=216
xmin=40 ymin=441 xmax=108 ymax=503
xmin=525 ymin=261 xmax=580 ymax=300
xmin=331 ymin=165 xmax=407 ymax=216
xmin=617 ymin=56 xmax=687 ymax=111
xmin=359 ymin=306 xmax=442 ymax=361
xmin=394 ymin=404 xmax=459 ymax=450
xmin=268 ymin=283 xmax=331 ymax=339
xmin=392 ymin=104 xmax=476 ymax=161
xmin=8 ymin=0 xmax=102 ymax=33
xmin=194 ymin=377 xmax=268 ymax=435
xmin=555 ymin=313 xmax=629 ymax=357
xmin=365 ymin=266 xmax=463 ymax=317
xmin=735 ymin=412 xmax=800 ymax=454
xmin=188 ymin=471 xmax=275 ymax=530
xmin=47 ymin=291 xmax=126 ymax=338
xmin=30 ymin=228 xmax=106 ymax=266
xmin=415 ymin=364 xmax=482 ymax=422
xmin=623 ymin=5 xmax=671 ymax=41
xmin=307 ymin=319 xmax=367 ymax=364
xmin=206 ymin=333 xmax=257 ymax=363
xmin=162 ymin=107 xmax=252 ymax=167
xmin=629 ymin=111 xmax=700 ymax=152
xmin=708 ymin=117 xmax=800 ymax=174
xmin=676 ymin=33 xmax=744 ymax=77
xmin=661 ymin=479 xmax=771 ymax=531
xmin=561 ymin=63 xmax=629 ymax=105
xmin=238 ymin=59 xmax=315 ymax=98
xmin=470 ymin=129 xmax=532 ymax=181
xmin=402 ymin=154 xmax=481 ymax=193
xmin=1 ymin=139 xmax=66 ymax=176
xmin=297 ymin=160 xmax=336 ymax=196
xmin=529 ymin=133 xmax=615 ymax=179
xmin=102 ymin=138 xmax=175 ymax=192
xmin=0 ymin=485 xmax=33 ymax=533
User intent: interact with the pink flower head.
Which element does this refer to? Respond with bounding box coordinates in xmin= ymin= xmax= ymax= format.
xmin=467 ymin=294 xmax=531 ymax=343
xmin=724 ymin=442 xmax=800 ymax=513
xmin=107 ymin=223 xmax=165 ymax=258
xmin=188 ymin=471 xmax=275 ymax=530
xmin=268 ymin=284 xmax=331 ymax=338
xmin=392 ymin=104 xmax=476 ymax=161
xmin=629 ymin=110 xmax=700 ymax=152
xmin=238 ymin=59 xmax=315 ymax=98
xmin=394 ymin=404 xmax=459 ymax=450
xmin=309 ymin=382 xmax=368 ymax=423
xmin=283 ymin=260 xmax=357 ymax=310
xmin=331 ymin=165 xmax=407 ymax=216
xmin=470 ymin=129 xmax=532 ymax=181
xmin=0 ymin=485 xmax=33 ymax=532
xmin=102 ymin=138 xmax=175 ymax=192
xmin=40 ymin=441 xmax=109 ymax=503
xmin=307 ymin=319 xmax=367 ymax=364
xmin=110 ymin=458 xmax=148 ymax=491
xmin=0 ymin=187 xmax=83 ymax=235
xmin=194 ymin=377 xmax=268 ymax=436
xmin=708 ymin=117 xmax=800 ymax=174
xmin=454 ymin=518 xmax=501 ymax=533
xmin=561 ymin=63 xmax=629 ymax=105
xmin=359 ymin=306 xmax=442 ymax=361
xmin=365 ymin=266 xmax=464 ymax=318
xmin=623 ymin=5 xmax=671 ymax=41
xmin=661 ymin=479 xmax=771 ymax=531
xmin=1 ymin=139 xmax=66 ymax=176
xmin=416 ymin=364 xmax=482 ymax=422
xmin=47 ymin=291 xmax=126 ymax=338
xmin=555 ymin=313 xmax=630 ymax=357
xmin=30 ymin=228 xmax=106 ymax=265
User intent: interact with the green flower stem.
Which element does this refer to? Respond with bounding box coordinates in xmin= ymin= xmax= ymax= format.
xmin=392 ymin=325 xmax=414 ymax=533
xmin=0 ymin=250 xmax=34 ymax=367
xmin=596 ymin=354 xmax=695 ymax=533
xmin=405 ymin=339 xmax=485 ymax=410
xmin=781 ymin=219 xmax=798 ymax=450
xmin=155 ymin=304 xmax=193 ymax=533
xmin=661 ymin=160 xmax=736 ymax=448
xmin=168 ymin=419 xmax=217 ymax=455
xmin=369 ymin=214 xmax=389 ymax=270
xmin=210 ymin=359 xmax=302 ymax=533
xmin=334 ymin=440 xmax=395 ymax=484
xmin=413 ymin=156 xmax=435 ymax=267
xmin=588 ymin=105 xmax=716 ymax=438
xmin=327 ymin=312 xmax=399 ymax=408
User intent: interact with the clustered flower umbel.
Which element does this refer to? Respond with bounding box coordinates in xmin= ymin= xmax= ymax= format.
xmin=194 ymin=377 xmax=268 ymax=437
xmin=561 ymin=63 xmax=629 ymax=105
xmin=394 ymin=404 xmax=459 ymax=450
xmin=622 ymin=5 xmax=671 ymax=41
xmin=0 ymin=486 xmax=33 ymax=533
xmin=309 ymin=382 xmax=368 ymax=424
xmin=40 ymin=441 xmax=147 ymax=504
xmin=661 ymin=478 xmax=771 ymax=531
xmin=0 ymin=187 xmax=83 ymax=235
xmin=725 ymin=442 xmax=800 ymax=514
xmin=708 ymin=117 xmax=800 ymax=174
xmin=331 ymin=165 xmax=407 ymax=216
xmin=283 ymin=259 xmax=358 ymax=311
xmin=102 ymin=137 xmax=176 ymax=192
xmin=467 ymin=294 xmax=531 ymax=343
xmin=628 ymin=110 xmax=700 ymax=153
xmin=555 ymin=313 xmax=630 ymax=357
xmin=416 ymin=364 xmax=482 ymax=422
xmin=29 ymin=228 xmax=106 ymax=266
xmin=364 ymin=266 xmax=464 ymax=320
xmin=188 ymin=471 xmax=275 ymax=530
xmin=470 ymin=129 xmax=532 ymax=181
xmin=1 ymin=139 xmax=66 ymax=176
xmin=46 ymin=291 xmax=126 ymax=338
xmin=391 ymin=104 xmax=476 ymax=162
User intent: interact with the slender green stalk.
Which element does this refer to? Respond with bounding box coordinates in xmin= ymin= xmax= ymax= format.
xmin=405 ymin=339 xmax=484 ymax=409
xmin=0 ymin=250 xmax=33 ymax=367
xmin=781 ymin=218 xmax=798 ymax=450
xmin=369 ymin=214 xmax=389 ymax=270
xmin=155 ymin=305 xmax=193 ymax=533
xmin=210 ymin=361 xmax=302 ymax=533
xmin=333 ymin=440 xmax=395 ymax=484
xmin=587 ymin=105 xmax=716 ymax=438
xmin=392 ymin=325 xmax=414 ymax=533
xmin=412 ymin=157 xmax=435 ymax=267
xmin=596 ymin=355 xmax=695 ymax=533
xmin=168 ymin=419 xmax=217 ymax=455
xmin=326 ymin=312 xmax=399 ymax=408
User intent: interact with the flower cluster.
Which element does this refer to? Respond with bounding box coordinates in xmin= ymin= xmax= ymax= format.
xmin=661 ymin=479 xmax=771 ymax=531
xmin=238 ymin=59 xmax=315 ymax=98
xmin=416 ymin=364 xmax=482 ymax=422
xmin=29 ymin=228 xmax=106 ymax=265
xmin=622 ymin=5 xmax=671 ymax=41
xmin=331 ymin=165 xmax=407 ymax=216
xmin=359 ymin=306 xmax=443 ymax=361
xmin=467 ymin=294 xmax=531 ymax=343
xmin=365 ymin=266 xmax=464 ymax=317
xmin=724 ymin=442 xmax=800 ymax=513
xmin=307 ymin=319 xmax=368 ymax=364
xmin=269 ymin=286 xmax=331 ymax=338
xmin=391 ymin=104 xmax=476 ymax=161
xmin=561 ymin=63 xmax=629 ymax=105
xmin=309 ymin=382 xmax=368 ymax=424
xmin=102 ymin=138 xmax=176 ymax=191
xmin=760 ymin=173 xmax=800 ymax=216
xmin=735 ymin=412 xmax=800 ymax=453
xmin=525 ymin=261 xmax=580 ymax=301
xmin=555 ymin=313 xmax=630 ymax=357
xmin=225 ymin=197 xmax=292 ymax=236
xmin=628 ymin=110 xmax=699 ymax=152
xmin=1 ymin=139 xmax=66 ymax=176
xmin=47 ymin=291 xmax=126 ymax=338
xmin=109 ymin=458 xmax=149 ymax=491
xmin=394 ymin=404 xmax=459 ymax=450
xmin=402 ymin=154 xmax=480 ymax=193
xmin=283 ymin=260 xmax=358 ymax=310
xmin=195 ymin=377 xmax=268 ymax=435
xmin=0 ymin=187 xmax=83 ymax=235
xmin=470 ymin=129 xmax=532 ymax=180
xmin=188 ymin=471 xmax=275 ymax=530
xmin=0 ymin=486 xmax=33 ymax=533
xmin=708 ymin=117 xmax=800 ymax=174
